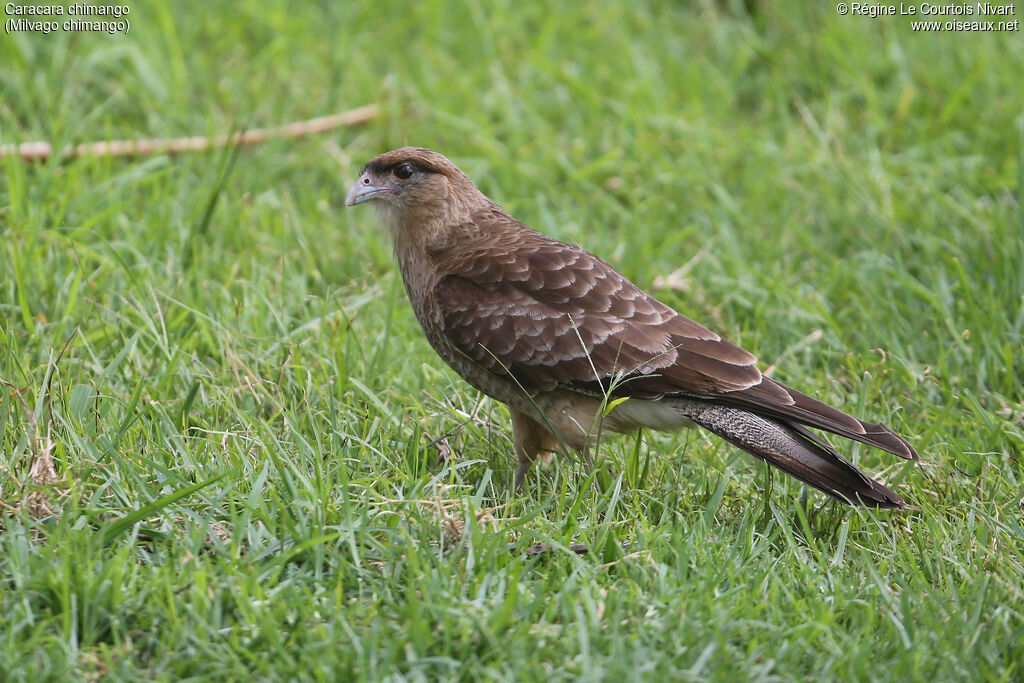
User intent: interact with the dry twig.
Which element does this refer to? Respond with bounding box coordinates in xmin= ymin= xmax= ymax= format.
xmin=0 ymin=104 xmax=378 ymax=162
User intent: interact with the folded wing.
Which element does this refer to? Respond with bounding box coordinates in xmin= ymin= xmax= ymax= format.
xmin=433 ymin=217 xmax=916 ymax=462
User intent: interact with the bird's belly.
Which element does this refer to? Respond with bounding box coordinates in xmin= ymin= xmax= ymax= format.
xmin=527 ymin=392 xmax=697 ymax=450
xmin=609 ymin=398 xmax=698 ymax=433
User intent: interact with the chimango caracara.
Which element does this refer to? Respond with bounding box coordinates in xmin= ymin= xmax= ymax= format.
xmin=345 ymin=147 xmax=918 ymax=508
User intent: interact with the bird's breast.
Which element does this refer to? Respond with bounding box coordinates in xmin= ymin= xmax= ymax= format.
xmin=395 ymin=248 xmax=534 ymax=411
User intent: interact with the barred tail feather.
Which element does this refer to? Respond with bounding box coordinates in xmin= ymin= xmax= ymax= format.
xmin=674 ymin=399 xmax=906 ymax=509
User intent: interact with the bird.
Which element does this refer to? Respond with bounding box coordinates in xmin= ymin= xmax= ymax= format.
xmin=345 ymin=147 xmax=918 ymax=508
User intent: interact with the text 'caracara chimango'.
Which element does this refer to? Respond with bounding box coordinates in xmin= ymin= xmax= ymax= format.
xmin=346 ymin=147 xmax=918 ymax=508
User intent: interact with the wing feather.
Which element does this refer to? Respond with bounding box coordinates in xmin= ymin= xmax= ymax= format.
xmin=433 ymin=223 xmax=762 ymax=399
xmin=431 ymin=218 xmax=916 ymax=462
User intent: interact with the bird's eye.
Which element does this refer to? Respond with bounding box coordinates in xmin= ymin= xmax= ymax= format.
xmin=394 ymin=163 xmax=414 ymax=180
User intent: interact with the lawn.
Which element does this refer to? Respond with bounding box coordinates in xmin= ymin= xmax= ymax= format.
xmin=1 ymin=1 xmax=1022 ymax=680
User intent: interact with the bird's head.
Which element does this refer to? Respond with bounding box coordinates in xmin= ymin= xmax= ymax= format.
xmin=345 ymin=147 xmax=484 ymax=231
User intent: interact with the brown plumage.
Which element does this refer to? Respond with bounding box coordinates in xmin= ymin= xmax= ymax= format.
xmin=345 ymin=147 xmax=918 ymax=508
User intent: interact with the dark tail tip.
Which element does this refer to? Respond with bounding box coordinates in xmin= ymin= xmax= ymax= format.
xmin=860 ymin=420 xmax=919 ymax=461
xmin=843 ymin=480 xmax=906 ymax=509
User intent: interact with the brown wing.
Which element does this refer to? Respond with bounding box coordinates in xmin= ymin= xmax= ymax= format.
xmin=432 ymin=222 xmax=762 ymax=400
xmin=432 ymin=217 xmax=917 ymax=462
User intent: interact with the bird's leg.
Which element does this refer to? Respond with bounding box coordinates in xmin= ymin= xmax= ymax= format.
xmin=509 ymin=407 xmax=559 ymax=492
xmin=514 ymin=459 xmax=532 ymax=492
xmin=580 ymin=444 xmax=595 ymax=474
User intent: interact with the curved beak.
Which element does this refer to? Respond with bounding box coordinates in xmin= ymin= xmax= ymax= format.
xmin=345 ymin=174 xmax=390 ymax=206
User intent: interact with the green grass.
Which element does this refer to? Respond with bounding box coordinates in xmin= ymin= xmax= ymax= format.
xmin=1 ymin=1 xmax=1023 ymax=680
